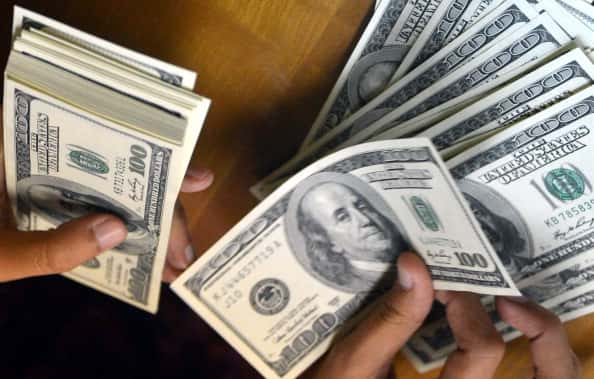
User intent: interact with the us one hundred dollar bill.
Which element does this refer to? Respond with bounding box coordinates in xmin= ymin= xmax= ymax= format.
xmin=173 ymin=139 xmax=519 ymax=379
xmin=253 ymin=8 xmax=569 ymax=199
xmin=555 ymin=0 xmax=594 ymax=30
xmin=12 ymin=6 xmax=197 ymax=89
xmin=344 ymin=12 xmax=576 ymax=143
xmin=298 ymin=0 xmax=448 ymax=150
xmin=418 ymin=48 xmax=594 ymax=151
xmin=315 ymin=0 xmax=538 ymax=146
xmin=367 ymin=42 xmax=577 ymax=145
xmin=392 ymin=0 xmax=500 ymax=80
xmin=370 ymin=0 xmax=594 ymax=145
xmin=447 ymin=86 xmax=594 ymax=287
xmin=531 ymin=0 xmax=594 ymax=48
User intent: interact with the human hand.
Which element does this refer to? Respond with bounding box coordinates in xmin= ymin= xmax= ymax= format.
xmin=307 ymin=252 xmax=434 ymax=379
xmin=307 ymin=251 xmax=582 ymax=379
xmin=422 ymin=292 xmax=581 ymax=379
xmin=496 ymin=297 xmax=582 ymax=379
xmin=0 ymin=108 xmax=212 ymax=282
xmin=309 ymin=252 xmax=507 ymax=379
xmin=161 ymin=167 xmax=213 ymax=282
xmin=434 ymin=291 xmax=506 ymax=379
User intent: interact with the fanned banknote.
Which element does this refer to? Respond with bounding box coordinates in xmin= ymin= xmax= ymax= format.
xmin=314 ymin=0 xmax=539 ymax=141
xmin=392 ymin=0 xmax=501 ymax=80
xmin=331 ymin=12 xmax=574 ymax=144
xmin=173 ymin=139 xmax=519 ymax=379
xmin=554 ymin=0 xmax=594 ymax=30
xmin=12 ymin=6 xmax=197 ymax=89
xmin=299 ymin=0 xmax=450 ymax=151
xmin=3 ymin=7 xmax=210 ymax=313
xmin=253 ymin=7 xmax=571 ymax=199
xmin=448 ymin=86 xmax=594 ymax=286
xmin=418 ymin=48 xmax=594 ymax=151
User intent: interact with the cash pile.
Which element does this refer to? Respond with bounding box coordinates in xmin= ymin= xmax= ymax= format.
xmin=3 ymin=7 xmax=210 ymax=313
xmin=172 ymin=0 xmax=594 ymax=377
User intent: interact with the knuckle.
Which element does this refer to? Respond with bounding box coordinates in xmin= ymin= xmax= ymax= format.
xmin=32 ymin=242 xmax=55 ymax=274
xmin=35 ymin=239 xmax=74 ymax=274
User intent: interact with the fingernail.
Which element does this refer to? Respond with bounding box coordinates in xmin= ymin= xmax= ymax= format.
xmin=184 ymin=245 xmax=196 ymax=266
xmin=93 ymin=218 xmax=127 ymax=250
xmin=187 ymin=168 xmax=213 ymax=182
xmin=398 ymin=264 xmax=414 ymax=290
xmin=183 ymin=168 xmax=214 ymax=192
xmin=505 ymin=295 xmax=530 ymax=303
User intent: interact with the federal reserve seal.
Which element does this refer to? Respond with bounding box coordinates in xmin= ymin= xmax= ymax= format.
xmin=249 ymin=278 xmax=289 ymax=316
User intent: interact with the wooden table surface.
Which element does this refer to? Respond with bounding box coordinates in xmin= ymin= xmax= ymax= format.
xmin=1 ymin=1 xmax=594 ymax=378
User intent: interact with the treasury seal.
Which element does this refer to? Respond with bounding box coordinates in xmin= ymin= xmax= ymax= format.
xmin=544 ymin=168 xmax=585 ymax=201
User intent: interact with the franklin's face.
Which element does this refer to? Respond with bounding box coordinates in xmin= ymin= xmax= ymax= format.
xmin=29 ymin=184 xmax=98 ymax=221
xmin=359 ymin=62 xmax=397 ymax=103
xmin=300 ymin=182 xmax=395 ymax=261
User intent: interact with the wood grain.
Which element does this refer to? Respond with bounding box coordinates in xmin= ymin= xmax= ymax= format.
xmin=0 ymin=1 xmax=593 ymax=378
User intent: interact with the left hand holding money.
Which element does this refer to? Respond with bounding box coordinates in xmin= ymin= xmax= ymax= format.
xmin=0 ymin=107 xmax=213 ymax=283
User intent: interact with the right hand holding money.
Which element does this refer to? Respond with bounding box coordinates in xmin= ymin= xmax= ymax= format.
xmin=495 ymin=297 xmax=582 ymax=379
xmin=308 ymin=252 xmax=581 ymax=379
xmin=306 ymin=252 xmax=434 ymax=379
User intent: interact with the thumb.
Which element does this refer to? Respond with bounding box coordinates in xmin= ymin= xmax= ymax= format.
xmin=0 ymin=214 xmax=127 ymax=281
xmin=315 ymin=252 xmax=434 ymax=378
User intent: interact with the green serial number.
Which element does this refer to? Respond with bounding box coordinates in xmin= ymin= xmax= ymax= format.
xmin=544 ymin=197 xmax=594 ymax=228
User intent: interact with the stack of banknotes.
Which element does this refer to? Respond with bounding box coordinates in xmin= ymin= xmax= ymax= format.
xmin=171 ymin=0 xmax=594 ymax=377
xmin=3 ymin=7 xmax=210 ymax=313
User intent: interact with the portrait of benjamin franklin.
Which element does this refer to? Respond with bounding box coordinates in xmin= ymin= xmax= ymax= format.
xmin=17 ymin=175 xmax=156 ymax=255
xmin=285 ymin=172 xmax=407 ymax=293
xmin=347 ymin=46 xmax=407 ymax=111
xmin=457 ymin=179 xmax=533 ymax=279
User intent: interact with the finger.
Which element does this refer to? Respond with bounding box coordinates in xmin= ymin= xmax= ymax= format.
xmin=165 ymin=202 xmax=195 ymax=273
xmin=162 ymin=263 xmax=183 ymax=283
xmin=315 ymin=252 xmax=433 ymax=378
xmin=181 ymin=167 xmax=214 ymax=193
xmin=0 ymin=158 xmax=10 ymax=228
xmin=0 ymin=107 xmax=10 ymax=227
xmin=496 ymin=297 xmax=581 ymax=379
xmin=0 ymin=214 xmax=127 ymax=282
xmin=438 ymin=292 xmax=504 ymax=379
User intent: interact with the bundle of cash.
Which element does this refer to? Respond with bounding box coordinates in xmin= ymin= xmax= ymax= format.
xmin=3 ymin=7 xmax=210 ymax=313
xmin=172 ymin=0 xmax=594 ymax=377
